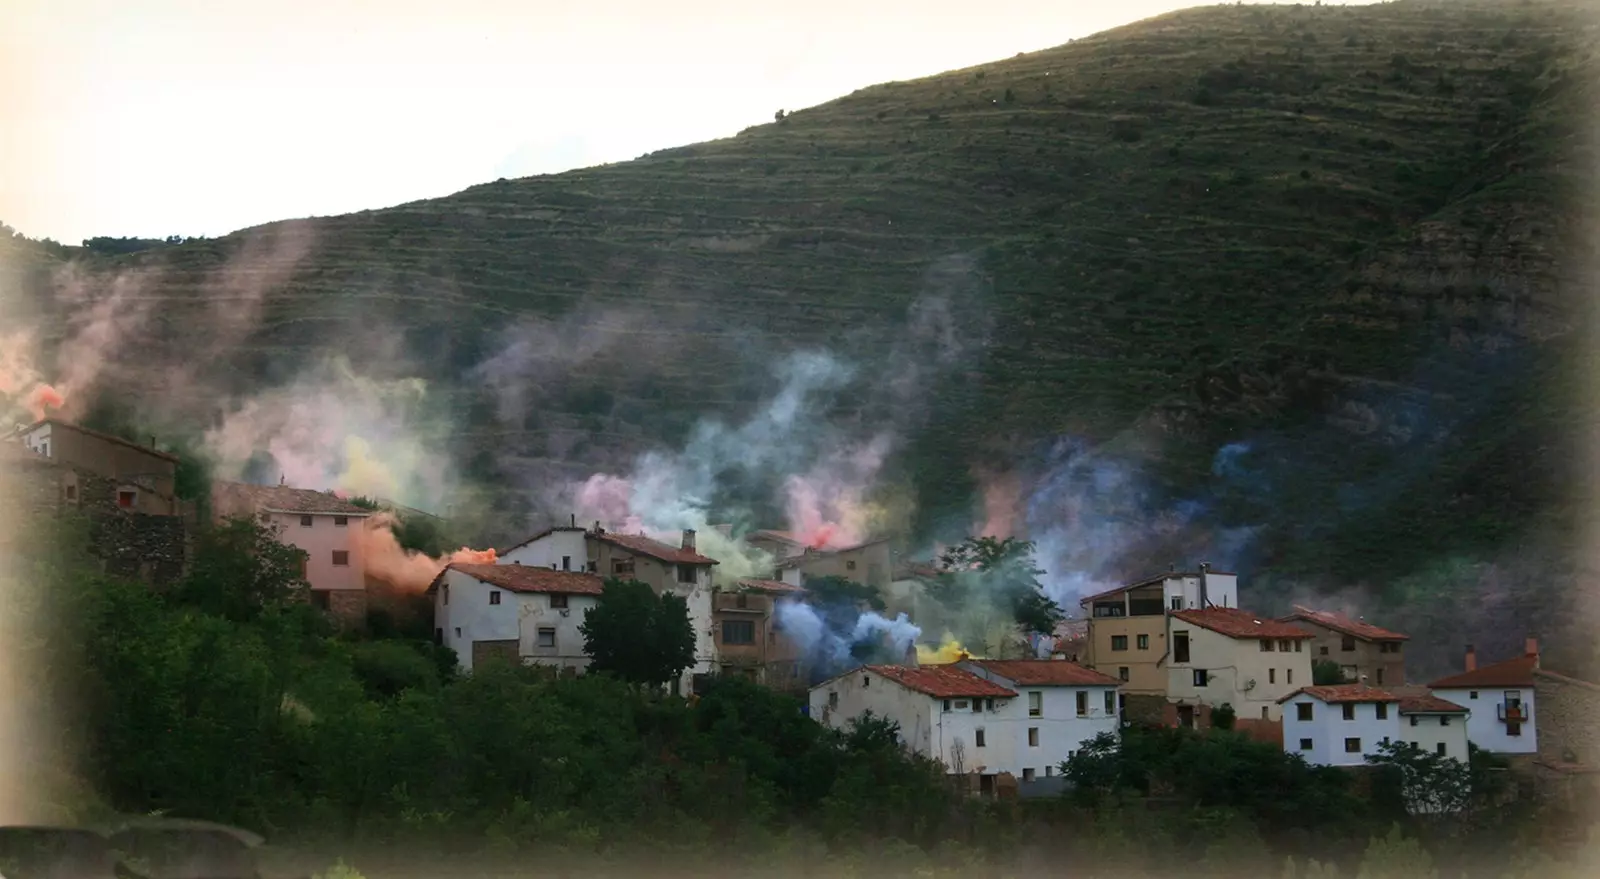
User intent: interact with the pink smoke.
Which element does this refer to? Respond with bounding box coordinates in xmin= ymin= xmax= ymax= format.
xmin=783 ymin=435 xmax=890 ymax=549
xmin=974 ymin=467 xmax=1022 ymax=540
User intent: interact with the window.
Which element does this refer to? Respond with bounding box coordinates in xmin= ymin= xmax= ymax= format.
xmin=1341 ymin=636 xmax=1356 ymax=651
xmin=489 ymin=591 xmax=501 ymax=605
xmin=442 ymin=584 xmax=449 ymax=606
xmin=1440 ymin=716 xmax=1450 ymax=726
xmin=1507 ymin=722 xmax=1522 ymax=737
xmin=331 ymin=550 xmax=349 ymax=566
xmin=1111 ymin=635 xmax=1128 ymax=651
xmin=975 ymin=728 xmax=986 ymax=747
xmin=1294 ymin=641 xmax=1303 ymax=652
xmin=1287 ymin=668 xmax=1294 ymax=685
xmin=1381 ymin=642 xmax=1401 ymax=654
xmin=984 ymin=698 xmax=994 ymax=711
xmin=1260 ymin=639 xmax=1274 ymax=652
xmin=1342 ymin=704 xmax=1356 ymax=721
xmin=1170 ymin=596 xmax=1182 ymax=610
xmin=1104 ymin=690 xmax=1116 ymax=715
xmin=1279 ymin=639 xmax=1292 ymax=652
xmin=1436 ymin=742 xmax=1447 ymax=756
xmin=845 ymin=560 xmax=856 ymax=570
xmin=829 ymin=692 xmax=839 ymax=709
xmin=1409 ymin=716 xmax=1418 ymax=727
xmin=1297 ymin=703 xmax=1313 ymax=721
xmin=1376 ymin=669 xmax=1384 ymax=685
xmin=1075 ymin=691 xmax=1088 ymax=716
xmin=1029 ymin=692 xmax=1043 ymax=717
xmin=971 ymin=699 xmax=981 ymax=713
xmin=64 ymin=484 xmax=77 ymax=501
xmin=943 ymin=700 xmax=951 ymax=712
xmin=454 ymin=627 xmax=461 ymax=638
xmin=300 ymin=514 xmax=313 ymax=527
xmin=722 ymin=620 xmax=755 ymax=645
xmin=1022 ymin=768 xmax=1035 ymax=782
xmin=117 ymin=490 xmax=136 ymax=509
xmin=1045 ymin=765 xmax=1054 ymax=777
xmin=1028 ymin=727 xmax=1039 ymax=747
xmin=1299 ymin=738 xmax=1313 ymax=751
xmin=550 ymin=593 xmax=568 ymax=609
xmin=1261 ymin=706 xmax=1269 ymax=719
xmin=1118 ymin=667 xmax=1130 ymax=682
xmin=334 ymin=516 xmax=348 ymax=527
xmin=1469 ymin=691 xmax=1478 ymax=699
xmin=1376 ymin=703 xmax=1388 ymax=720
xmin=1137 ymin=634 xmax=1150 ymax=650
xmin=676 ymin=564 xmax=696 ymax=584
xmin=613 ymin=559 xmax=635 ymax=576
xmin=1320 ymin=646 xmax=1329 ymax=655
xmin=1192 ymin=669 xmax=1207 ymax=687
xmin=1269 ymin=669 xmax=1276 ymax=684
xmin=536 ymin=628 xmax=556 ymax=648
xmin=561 ymin=555 xmax=571 ymax=571
xmin=1173 ymin=632 xmax=1190 ymax=663
xmin=1345 ymin=738 xmax=1362 ymax=753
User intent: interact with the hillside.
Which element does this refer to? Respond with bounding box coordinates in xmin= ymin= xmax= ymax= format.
xmin=5 ymin=1 xmax=1598 ymax=672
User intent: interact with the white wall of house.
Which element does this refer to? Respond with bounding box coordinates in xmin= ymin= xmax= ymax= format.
xmin=435 ymin=569 xmax=519 ymax=673
xmin=810 ymin=669 xmax=939 ymax=758
xmin=1167 ymin=623 xmax=1313 ymax=721
xmin=1433 ymin=687 xmax=1537 ymax=754
xmin=956 ymin=665 xmax=1120 ymax=781
xmin=517 ymin=591 xmax=599 ymax=672
xmin=1161 ymin=571 xmax=1239 ymax=611
xmin=500 ymin=530 xmax=589 ymax=572
xmin=1402 ymin=712 xmax=1471 ymax=762
xmin=1281 ymin=694 xmax=1402 ymax=766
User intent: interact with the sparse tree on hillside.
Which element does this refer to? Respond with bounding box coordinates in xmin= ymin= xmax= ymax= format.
xmin=174 ymin=516 xmax=309 ymax=622
xmin=580 ymin=577 xmax=695 ymax=690
xmin=930 ymin=536 xmax=1064 ymax=636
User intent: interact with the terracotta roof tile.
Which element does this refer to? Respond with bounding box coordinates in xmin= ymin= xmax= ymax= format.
xmin=1429 ymin=654 xmax=1538 ymax=689
xmin=1171 ymin=607 xmax=1316 ymax=641
xmin=1398 ymin=695 xmax=1470 ymax=714
xmin=1277 ymin=684 xmax=1402 ymax=705
xmin=961 ymin=659 xmax=1122 ymax=687
xmin=866 ymin=664 xmax=1017 ymax=699
xmin=597 ymin=531 xmax=719 ymax=565
xmin=737 ymin=578 xmax=807 ymax=595
xmin=1280 ymin=606 xmax=1409 ymax=641
xmin=213 ymin=481 xmax=373 ymax=516
xmin=433 ymin=563 xmax=605 ymax=596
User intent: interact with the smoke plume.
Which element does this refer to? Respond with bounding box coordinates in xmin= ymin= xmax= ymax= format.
xmin=774 ymin=598 xmax=920 ymax=679
xmin=353 ymin=512 xmax=498 ymax=593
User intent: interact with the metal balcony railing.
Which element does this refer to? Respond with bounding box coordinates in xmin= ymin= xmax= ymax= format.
xmin=1497 ymin=703 xmax=1528 ymax=723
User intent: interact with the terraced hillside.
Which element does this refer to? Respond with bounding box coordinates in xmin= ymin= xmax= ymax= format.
xmin=6 ymin=1 xmax=1599 ymax=669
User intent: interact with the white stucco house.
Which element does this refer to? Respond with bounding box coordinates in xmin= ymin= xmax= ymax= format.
xmin=1280 ymin=684 xmax=1472 ymax=768
xmin=809 ymin=659 xmax=1122 ymax=796
xmin=428 ymin=563 xmax=604 ymax=674
xmin=1398 ymin=694 xmax=1472 ymax=762
xmin=498 ymin=521 xmax=719 ymax=694
xmin=1165 ymin=607 xmax=1317 ymax=723
xmin=1427 ymin=640 xmax=1540 ymax=757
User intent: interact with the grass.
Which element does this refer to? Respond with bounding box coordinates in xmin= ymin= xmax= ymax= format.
xmin=6 ymin=1 xmax=1599 ymax=668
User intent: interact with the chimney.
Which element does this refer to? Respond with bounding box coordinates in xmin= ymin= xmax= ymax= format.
xmin=1358 ymin=673 xmax=1369 ymax=689
xmin=1198 ymin=561 xmax=1210 ymax=608
xmin=1525 ymin=637 xmax=1539 ymax=660
xmin=570 ymin=513 xmax=576 ymax=527
xmin=1464 ymin=644 xmax=1477 ymax=672
xmin=682 ymin=529 xmax=696 ymax=552
xmin=593 ymin=520 xmax=603 ymax=534
xmin=279 ymin=474 xmax=285 ymax=486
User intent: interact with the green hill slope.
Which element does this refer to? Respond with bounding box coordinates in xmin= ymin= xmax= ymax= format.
xmin=6 ymin=0 xmax=1598 ymax=672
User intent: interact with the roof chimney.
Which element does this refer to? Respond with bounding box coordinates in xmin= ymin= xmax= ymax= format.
xmin=1198 ymin=561 xmax=1210 ymax=608
xmin=682 ymin=529 xmax=696 ymax=552
xmin=1358 ymin=674 xmax=1369 ymax=690
xmin=1464 ymin=644 xmax=1477 ymax=672
xmin=570 ymin=513 xmax=576 ymax=527
xmin=279 ymin=474 xmax=285 ymax=486
xmin=593 ymin=520 xmax=603 ymax=534
xmin=1525 ymin=637 xmax=1539 ymax=661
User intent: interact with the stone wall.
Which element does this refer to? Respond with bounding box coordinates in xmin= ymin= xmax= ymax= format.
xmin=1533 ymin=669 xmax=1600 ymax=767
xmin=326 ymin=590 xmax=369 ymax=627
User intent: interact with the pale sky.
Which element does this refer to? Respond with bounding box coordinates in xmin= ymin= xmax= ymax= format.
xmin=2 ymin=1 xmax=1373 ymax=245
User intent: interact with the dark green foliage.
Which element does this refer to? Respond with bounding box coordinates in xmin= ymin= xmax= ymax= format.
xmin=579 ymin=578 xmax=696 ymax=688
xmin=1313 ymin=659 xmax=1345 ymax=685
xmin=172 ymin=516 xmax=309 ymax=622
xmin=930 ymin=536 xmax=1064 ymax=635
xmin=1211 ymin=703 xmax=1237 ymax=730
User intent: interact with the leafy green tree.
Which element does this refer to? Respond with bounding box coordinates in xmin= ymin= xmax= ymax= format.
xmin=1355 ymin=824 xmax=1436 ymax=879
xmin=1313 ymin=659 xmax=1345 ymax=685
xmin=1365 ymin=739 xmax=1472 ymax=817
xmin=929 ymin=536 xmax=1063 ymax=635
xmin=1211 ymin=702 xmax=1237 ymax=730
xmin=579 ymin=578 xmax=695 ymax=689
xmin=173 ymin=515 xmax=309 ymax=622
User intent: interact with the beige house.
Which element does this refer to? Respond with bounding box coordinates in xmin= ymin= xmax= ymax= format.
xmin=211 ymin=481 xmax=374 ymax=622
xmin=1079 ymin=566 xmax=1239 ymax=698
xmin=774 ymin=538 xmax=893 ymax=590
xmin=1278 ymin=606 xmax=1409 ymax=687
xmin=13 ymin=418 xmax=180 ymax=516
xmin=713 ymin=578 xmax=810 ymax=690
xmin=1165 ymin=607 xmax=1316 ymax=724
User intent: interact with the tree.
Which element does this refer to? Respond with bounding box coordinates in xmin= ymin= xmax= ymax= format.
xmin=1211 ymin=703 xmax=1237 ymax=730
xmin=930 ymin=536 xmax=1064 ymax=635
xmin=579 ymin=577 xmax=695 ymax=690
xmin=1356 ymin=824 xmax=1437 ymax=879
xmin=1312 ymin=659 xmax=1345 ymax=685
xmin=173 ymin=516 xmax=309 ymax=622
xmin=1365 ymin=739 xmax=1472 ymax=817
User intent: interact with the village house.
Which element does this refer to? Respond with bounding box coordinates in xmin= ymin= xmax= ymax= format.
xmin=210 ymin=481 xmax=374 ymax=622
xmin=1279 ymin=685 xmax=1469 ymax=768
xmin=498 ymin=520 xmax=719 ymax=693
xmin=1078 ymin=564 xmax=1239 ymax=717
xmin=12 ymin=418 xmax=181 ymax=516
xmin=808 ymin=659 xmax=1121 ymax=798
xmin=771 ymin=536 xmax=894 ymax=591
xmin=713 ymin=578 xmax=809 ymax=689
xmin=428 ymin=563 xmax=604 ymax=673
xmin=1164 ymin=607 xmax=1316 ymax=725
xmin=1278 ymin=606 xmax=1409 ymax=687
xmin=1428 ymin=640 xmax=1544 ymax=760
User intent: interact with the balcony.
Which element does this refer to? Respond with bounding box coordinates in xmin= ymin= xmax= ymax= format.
xmin=1497 ymin=703 xmax=1529 ymax=723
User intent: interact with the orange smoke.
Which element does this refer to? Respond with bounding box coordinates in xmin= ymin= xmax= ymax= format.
xmin=354 ymin=511 xmax=497 ymax=593
xmin=975 ymin=467 xmax=1022 ymax=540
xmin=24 ymin=385 xmax=63 ymax=420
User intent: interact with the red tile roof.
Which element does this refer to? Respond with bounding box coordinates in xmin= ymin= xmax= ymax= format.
xmin=737 ymin=578 xmax=807 ymax=595
xmin=213 ymin=482 xmax=373 ymax=516
xmin=1429 ymin=654 xmax=1539 ymax=689
xmin=1277 ymin=684 xmax=1402 ymax=705
xmin=1398 ymin=695 xmax=1470 ymax=715
xmin=1171 ymin=607 xmax=1316 ymax=641
xmin=432 ymin=563 xmax=605 ymax=596
xmin=1279 ymin=606 xmax=1409 ymax=642
xmin=748 ymin=529 xmax=803 ymax=546
xmin=866 ymin=664 xmax=1017 ymax=699
xmin=961 ymin=659 xmax=1122 ymax=687
xmin=595 ymin=531 xmax=718 ymax=565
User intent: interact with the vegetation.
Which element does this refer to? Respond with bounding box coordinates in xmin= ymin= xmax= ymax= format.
xmin=1313 ymin=659 xmax=1345 ymax=685
xmin=930 ymin=536 xmax=1064 ymax=635
xmin=578 ymin=577 xmax=697 ymax=688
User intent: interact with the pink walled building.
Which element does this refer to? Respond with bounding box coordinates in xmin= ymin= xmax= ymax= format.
xmin=211 ymin=481 xmax=373 ymax=621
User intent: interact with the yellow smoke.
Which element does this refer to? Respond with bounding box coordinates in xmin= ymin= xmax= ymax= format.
xmin=917 ymin=635 xmax=975 ymax=665
xmin=336 ymin=435 xmax=399 ymax=499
